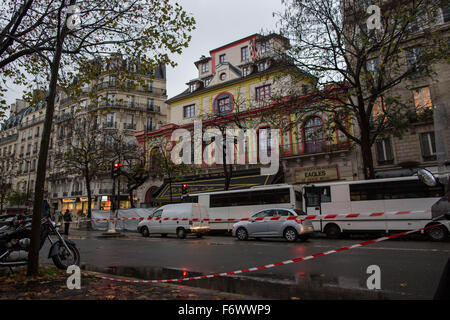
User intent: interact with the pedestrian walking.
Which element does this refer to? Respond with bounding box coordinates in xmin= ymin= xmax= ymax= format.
xmin=63 ymin=209 xmax=72 ymax=235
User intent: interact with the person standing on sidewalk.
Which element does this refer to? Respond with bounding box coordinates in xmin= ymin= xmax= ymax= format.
xmin=63 ymin=209 xmax=72 ymax=235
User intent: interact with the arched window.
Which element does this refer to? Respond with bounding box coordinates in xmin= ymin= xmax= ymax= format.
xmin=304 ymin=117 xmax=325 ymax=153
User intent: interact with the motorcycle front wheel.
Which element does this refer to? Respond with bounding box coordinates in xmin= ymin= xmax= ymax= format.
xmin=51 ymin=243 xmax=80 ymax=270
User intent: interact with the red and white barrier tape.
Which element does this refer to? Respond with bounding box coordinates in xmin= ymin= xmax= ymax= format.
xmin=67 ymin=209 xmax=432 ymax=224
xmin=92 ymin=223 xmax=441 ymax=284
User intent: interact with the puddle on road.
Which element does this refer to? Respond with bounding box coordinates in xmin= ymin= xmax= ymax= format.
xmin=81 ymin=264 xmax=402 ymax=299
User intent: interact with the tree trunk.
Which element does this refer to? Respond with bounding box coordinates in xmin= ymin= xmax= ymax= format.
xmin=27 ymin=0 xmax=71 ymax=277
xmin=360 ymin=127 xmax=375 ymax=180
xmin=27 ymin=55 xmax=63 ymax=276
xmin=84 ymin=166 xmax=92 ymax=230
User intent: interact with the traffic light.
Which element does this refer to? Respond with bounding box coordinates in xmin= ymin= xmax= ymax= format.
xmin=182 ymin=183 xmax=189 ymax=194
xmin=112 ymin=162 xmax=123 ymax=178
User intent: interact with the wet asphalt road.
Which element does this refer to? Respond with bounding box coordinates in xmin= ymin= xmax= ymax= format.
xmin=40 ymin=231 xmax=450 ymax=299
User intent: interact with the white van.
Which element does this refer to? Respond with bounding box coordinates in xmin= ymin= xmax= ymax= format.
xmin=137 ymin=203 xmax=210 ymax=239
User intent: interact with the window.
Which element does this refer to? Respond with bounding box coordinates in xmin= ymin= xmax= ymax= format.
xmin=219 ymin=54 xmax=226 ymax=64
xmin=406 ymin=46 xmax=427 ymax=76
xmin=106 ymin=113 xmax=115 ymax=128
xmin=146 ymin=97 xmax=154 ymax=108
xmin=220 ymin=73 xmax=226 ymax=81
xmin=252 ymin=210 xmax=271 ymax=218
xmin=260 ymin=41 xmax=270 ymax=54
xmin=109 ymin=76 xmax=116 ymax=86
xmin=183 ymin=104 xmax=195 ymax=118
xmin=146 ymin=117 xmax=153 ymax=131
xmin=242 ymin=66 xmax=249 ymax=77
xmin=413 ymin=87 xmax=432 ymax=114
xmin=305 ymin=186 xmax=331 ymax=207
xmin=146 ymin=81 xmax=153 ymax=92
xmin=304 ymin=117 xmax=325 ymax=154
xmin=105 ymin=135 xmax=114 ymax=148
xmin=241 ymin=46 xmax=248 ymax=61
xmin=375 ymin=138 xmax=394 ymax=165
xmin=205 ymin=78 xmax=211 ymax=87
xmin=127 ymin=95 xmax=135 ymax=108
xmin=420 ymin=132 xmax=436 ymax=161
xmin=189 ymin=83 xmax=196 ymax=93
xmin=372 ymin=96 xmax=385 ymax=119
xmin=126 ymin=79 xmax=135 ymax=88
xmin=210 ymin=188 xmax=290 ymax=208
xmin=350 ymin=180 xmax=444 ymax=201
xmin=126 ymin=114 xmax=134 ymax=126
xmin=366 ymin=58 xmax=380 ymax=77
xmin=217 ymin=96 xmax=232 ymax=114
xmin=255 ymin=85 xmax=271 ymax=101
xmin=258 ymin=61 xmax=269 ymax=72
xmin=106 ymin=93 xmax=116 ymax=106
xmin=201 ymin=62 xmax=209 ymax=73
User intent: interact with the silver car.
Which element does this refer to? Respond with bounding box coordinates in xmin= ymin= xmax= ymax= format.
xmin=232 ymin=208 xmax=314 ymax=242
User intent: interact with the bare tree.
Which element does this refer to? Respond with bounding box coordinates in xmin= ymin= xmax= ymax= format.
xmin=54 ymin=112 xmax=110 ymax=225
xmin=104 ymin=132 xmax=149 ymax=208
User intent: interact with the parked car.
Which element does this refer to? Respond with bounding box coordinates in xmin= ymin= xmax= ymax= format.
xmin=137 ymin=203 xmax=210 ymax=239
xmin=232 ymin=208 xmax=314 ymax=242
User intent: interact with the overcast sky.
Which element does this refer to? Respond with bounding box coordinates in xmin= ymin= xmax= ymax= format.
xmin=165 ymin=0 xmax=283 ymax=98
xmin=3 ymin=0 xmax=283 ymax=107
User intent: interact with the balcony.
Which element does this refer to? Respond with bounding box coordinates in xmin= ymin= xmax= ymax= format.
xmin=103 ymin=121 xmax=117 ymax=129
xmin=96 ymin=101 xmax=162 ymax=114
xmin=144 ymin=125 xmax=154 ymax=132
xmin=55 ymin=111 xmax=74 ymax=123
xmin=0 ymin=133 xmax=18 ymax=145
xmin=146 ymin=105 xmax=161 ymax=113
xmin=123 ymin=123 xmax=136 ymax=130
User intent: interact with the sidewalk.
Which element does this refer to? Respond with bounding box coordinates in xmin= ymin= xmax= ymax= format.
xmin=0 ymin=265 xmax=261 ymax=300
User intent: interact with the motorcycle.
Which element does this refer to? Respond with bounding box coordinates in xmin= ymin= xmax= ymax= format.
xmin=0 ymin=214 xmax=80 ymax=270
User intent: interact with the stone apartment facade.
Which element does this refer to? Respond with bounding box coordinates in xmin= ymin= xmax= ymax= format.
xmin=349 ymin=0 xmax=450 ymax=178
xmin=0 ymin=56 xmax=168 ymax=215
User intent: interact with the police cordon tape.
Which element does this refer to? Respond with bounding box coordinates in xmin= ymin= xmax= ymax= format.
xmin=66 ymin=209 xmax=432 ymax=224
xmin=91 ymin=223 xmax=441 ymax=284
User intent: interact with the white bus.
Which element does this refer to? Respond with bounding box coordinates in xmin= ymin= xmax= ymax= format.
xmin=182 ymin=184 xmax=303 ymax=232
xmin=300 ymin=176 xmax=450 ymax=241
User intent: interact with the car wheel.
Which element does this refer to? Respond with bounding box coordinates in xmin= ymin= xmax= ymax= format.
xmin=236 ymin=228 xmax=248 ymax=241
xmin=284 ymin=227 xmax=298 ymax=242
xmin=324 ymin=223 xmax=341 ymax=239
xmin=141 ymin=226 xmax=150 ymax=237
xmin=426 ymin=224 xmax=449 ymax=242
xmin=176 ymin=228 xmax=186 ymax=239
